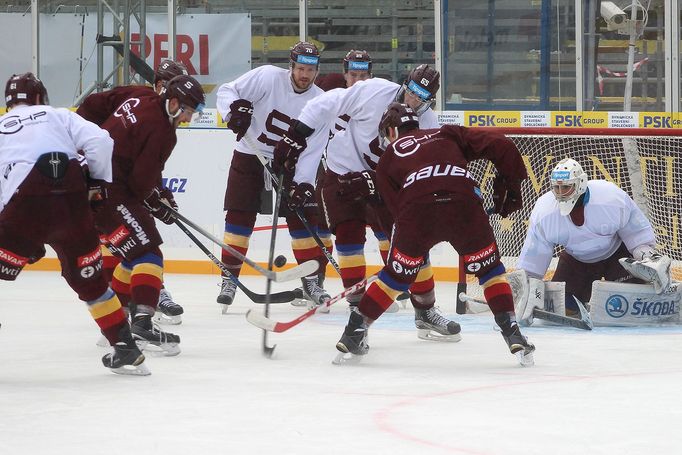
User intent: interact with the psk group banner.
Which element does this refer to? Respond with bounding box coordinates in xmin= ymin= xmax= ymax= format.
xmin=0 ymin=13 xmax=251 ymax=107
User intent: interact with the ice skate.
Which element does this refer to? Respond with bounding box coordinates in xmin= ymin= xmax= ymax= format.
xmin=495 ymin=312 xmax=535 ymax=366
xmin=101 ymin=326 xmax=150 ymax=376
xmin=333 ymin=307 xmax=370 ymax=365
xmin=131 ymin=313 xmax=181 ymax=356
xmin=217 ymin=277 xmax=238 ymax=314
xmin=301 ymin=275 xmax=331 ymax=313
xmin=396 ymin=291 xmax=410 ymax=309
xmin=414 ymin=306 xmax=462 ymax=342
xmin=154 ymin=287 xmax=183 ymax=325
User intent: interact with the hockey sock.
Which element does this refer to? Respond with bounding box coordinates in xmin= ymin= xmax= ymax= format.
xmin=111 ymin=262 xmax=132 ymax=307
xmin=409 ymin=263 xmax=435 ymax=309
xmin=287 ymin=213 xmax=326 ymax=274
xmin=129 ymin=252 xmax=164 ymax=311
xmin=372 ymin=230 xmax=390 ymax=264
xmin=480 ymin=265 xmax=515 ymax=314
xmin=86 ymin=288 xmax=128 ymax=345
xmin=101 ymin=244 xmax=121 ymax=283
xmin=222 ymin=211 xmax=256 ymax=279
xmin=360 ymin=269 xmax=409 ymax=320
xmin=335 ymin=220 xmax=367 ymax=289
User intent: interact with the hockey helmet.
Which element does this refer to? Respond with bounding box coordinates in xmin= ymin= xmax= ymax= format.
xmin=377 ymin=102 xmax=419 ymax=150
xmin=154 ymin=59 xmax=189 ymax=85
xmin=396 ymin=64 xmax=440 ymax=115
xmin=343 ymin=49 xmax=372 ymax=74
xmin=161 ymin=74 xmax=206 ymax=120
xmin=550 ymin=158 xmax=588 ymax=215
xmin=290 ymin=41 xmax=320 ymax=67
xmin=5 ymin=72 xmax=49 ymax=108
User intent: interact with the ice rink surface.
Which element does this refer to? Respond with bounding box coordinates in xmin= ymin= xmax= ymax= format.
xmin=2 ymin=271 xmax=681 ymax=455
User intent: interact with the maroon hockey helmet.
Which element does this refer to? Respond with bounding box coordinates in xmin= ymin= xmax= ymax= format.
xmin=290 ymin=41 xmax=320 ymax=67
xmin=397 ymin=64 xmax=440 ymax=115
xmin=5 ymin=72 xmax=49 ymax=108
xmin=161 ymin=74 xmax=206 ymax=119
xmin=154 ymin=59 xmax=189 ymax=85
xmin=343 ymin=49 xmax=372 ymax=74
xmin=378 ymin=102 xmax=419 ymax=150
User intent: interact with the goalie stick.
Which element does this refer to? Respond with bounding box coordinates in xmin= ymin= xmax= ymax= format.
xmin=246 ymin=276 xmax=377 ymax=333
xmin=173 ymin=220 xmax=297 ymax=304
xmin=458 ymin=292 xmax=593 ymax=330
xmin=160 ymin=202 xmax=318 ymax=282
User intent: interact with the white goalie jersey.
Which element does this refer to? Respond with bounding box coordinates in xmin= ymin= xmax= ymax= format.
xmin=294 ymin=77 xmax=439 ymax=185
xmin=216 ymin=65 xmax=326 ymax=159
xmin=518 ymin=180 xmax=656 ymax=278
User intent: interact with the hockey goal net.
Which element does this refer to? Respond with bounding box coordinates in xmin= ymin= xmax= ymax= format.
xmin=462 ymin=127 xmax=682 ymax=296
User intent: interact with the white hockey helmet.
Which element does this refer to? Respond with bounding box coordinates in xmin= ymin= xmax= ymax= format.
xmin=550 ymin=158 xmax=588 ymax=215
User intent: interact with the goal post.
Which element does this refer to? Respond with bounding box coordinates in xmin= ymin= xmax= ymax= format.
xmin=461 ymin=127 xmax=682 ymax=298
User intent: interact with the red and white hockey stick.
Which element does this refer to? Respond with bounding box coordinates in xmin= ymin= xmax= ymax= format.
xmin=245 ymin=276 xmax=377 ymax=333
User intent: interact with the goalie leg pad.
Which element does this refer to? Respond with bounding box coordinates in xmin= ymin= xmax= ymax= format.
xmin=590 ymin=280 xmax=680 ymax=326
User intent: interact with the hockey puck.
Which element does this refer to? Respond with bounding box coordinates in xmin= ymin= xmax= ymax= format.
xmin=274 ymin=255 xmax=287 ymax=267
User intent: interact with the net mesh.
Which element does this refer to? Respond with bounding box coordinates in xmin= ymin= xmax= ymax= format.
xmin=464 ymin=128 xmax=682 ymax=294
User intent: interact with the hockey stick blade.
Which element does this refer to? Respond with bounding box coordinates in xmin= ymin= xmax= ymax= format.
xmin=459 ymin=292 xmax=592 ymax=330
xmin=173 ymin=220 xmax=297 ymax=304
xmin=162 ymin=203 xmax=317 ymax=282
xmin=246 ymin=276 xmax=377 ymax=333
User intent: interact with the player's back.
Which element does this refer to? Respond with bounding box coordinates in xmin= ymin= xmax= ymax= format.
xmin=77 ymin=85 xmax=155 ymax=126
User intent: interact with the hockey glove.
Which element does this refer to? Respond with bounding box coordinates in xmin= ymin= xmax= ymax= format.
xmin=337 ymin=171 xmax=380 ymax=203
xmin=492 ymin=175 xmax=523 ymax=218
xmin=227 ymin=99 xmax=254 ymax=141
xmin=273 ymin=121 xmax=313 ymax=174
xmin=287 ymin=182 xmax=315 ymax=211
xmin=143 ymin=187 xmax=178 ymax=225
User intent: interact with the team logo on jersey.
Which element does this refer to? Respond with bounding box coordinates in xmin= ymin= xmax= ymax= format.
xmin=0 ymin=111 xmax=47 ymax=135
xmin=114 ymin=98 xmax=141 ymax=124
xmin=605 ymin=295 xmax=628 ymax=318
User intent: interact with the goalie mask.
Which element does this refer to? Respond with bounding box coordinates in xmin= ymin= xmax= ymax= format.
xmin=5 ymin=72 xmax=49 ymax=108
xmin=395 ymin=64 xmax=440 ymax=115
xmin=378 ymin=102 xmax=419 ymax=150
xmin=161 ymin=74 xmax=206 ymax=121
xmin=550 ymin=158 xmax=588 ymax=215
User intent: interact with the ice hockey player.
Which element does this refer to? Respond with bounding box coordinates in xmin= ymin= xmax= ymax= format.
xmin=85 ymin=74 xmax=205 ymax=356
xmin=315 ymin=48 xmax=373 ymax=91
xmin=332 ymin=103 xmax=534 ymax=365
xmin=274 ymin=64 xmax=451 ymax=335
xmin=0 ymin=73 xmax=148 ymax=375
xmin=515 ymin=158 xmax=671 ymax=324
xmin=77 ymin=58 xmax=189 ymax=325
xmin=215 ymin=41 xmax=332 ymax=312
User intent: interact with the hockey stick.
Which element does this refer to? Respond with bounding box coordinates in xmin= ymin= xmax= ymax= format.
xmin=247 ymin=142 xmax=341 ymax=275
xmin=173 ymin=220 xmax=297 ymax=304
xmin=262 ymin=171 xmax=286 ymax=357
xmin=458 ymin=292 xmax=593 ymax=330
xmin=160 ymin=202 xmax=318 ymax=283
xmin=456 ymin=255 xmax=468 ymax=314
xmin=245 ymin=275 xmax=377 ymax=333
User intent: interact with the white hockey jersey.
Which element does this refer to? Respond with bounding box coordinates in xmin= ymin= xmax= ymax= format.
xmin=0 ymin=104 xmax=113 ymax=207
xmin=294 ymin=77 xmax=439 ymax=185
xmin=216 ymin=65 xmax=326 ymax=159
xmin=518 ymin=180 xmax=655 ymax=278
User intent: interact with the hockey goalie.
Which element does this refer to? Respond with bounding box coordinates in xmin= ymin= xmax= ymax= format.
xmin=512 ymin=158 xmax=680 ymax=327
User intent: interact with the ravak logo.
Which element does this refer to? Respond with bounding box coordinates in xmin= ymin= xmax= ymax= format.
xmin=605 ymin=294 xmax=628 ymax=318
xmin=162 ymin=177 xmax=188 ymax=193
xmin=114 ymin=98 xmax=141 ymax=124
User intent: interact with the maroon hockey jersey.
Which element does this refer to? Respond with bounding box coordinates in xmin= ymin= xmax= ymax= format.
xmin=77 ymin=85 xmax=156 ymax=126
xmin=95 ymin=93 xmax=177 ymax=201
xmin=376 ymin=125 xmax=526 ymax=216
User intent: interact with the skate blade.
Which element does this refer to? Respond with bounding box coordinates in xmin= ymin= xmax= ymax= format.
xmin=417 ymin=329 xmax=462 ymax=342
xmin=290 ymin=298 xmax=309 ymax=307
xmin=153 ymin=313 xmax=182 ymax=325
xmin=135 ymin=340 xmax=181 ymax=357
xmin=515 ymin=350 xmax=535 ymax=367
xmin=220 ymin=304 xmax=231 ymax=315
xmin=332 ymin=351 xmax=364 ymax=365
xmin=109 ymin=361 xmax=151 ymax=376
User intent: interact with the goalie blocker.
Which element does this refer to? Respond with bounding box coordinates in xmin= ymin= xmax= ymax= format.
xmin=510 ymin=268 xmax=680 ymax=327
